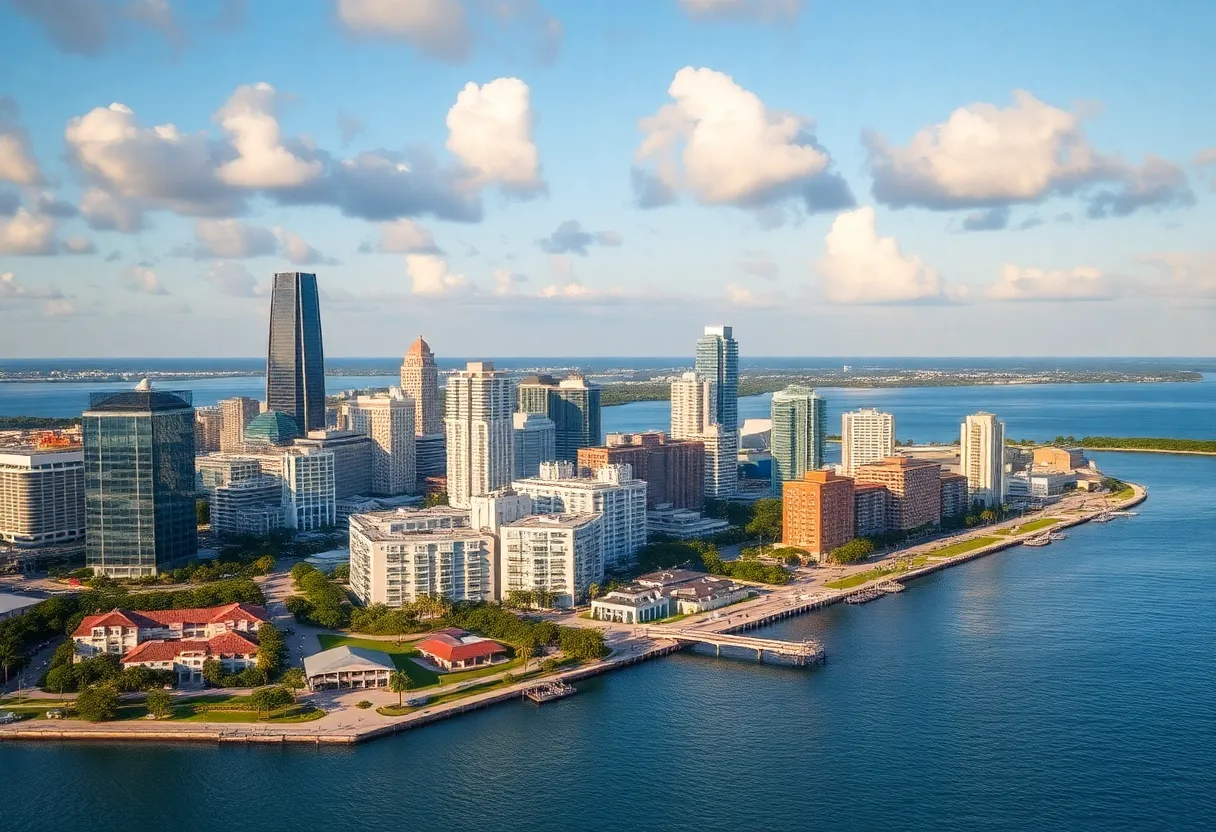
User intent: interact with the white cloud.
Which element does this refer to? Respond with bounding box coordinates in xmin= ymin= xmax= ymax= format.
xmin=407 ymin=253 xmax=470 ymax=295
xmin=274 ymin=227 xmax=337 ymax=266
xmin=539 ymin=281 xmax=598 ymax=299
xmin=634 ymin=67 xmax=852 ymax=213
xmin=493 ymin=268 xmax=527 ymax=295
xmin=214 ymin=83 xmax=322 ymax=189
xmin=1139 ymin=252 xmax=1216 ymax=298
xmin=203 ymin=261 xmax=260 ymax=297
xmin=0 ymin=209 xmax=57 ymax=255
xmin=724 ymin=283 xmax=783 ymax=309
xmin=988 ymin=265 xmax=1111 ymax=301
xmin=61 ymin=236 xmax=97 ymax=255
xmin=0 ymin=97 xmax=44 ymax=185
xmin=537 ymin=220 xmax=622 ymax=255
xmin=866 ymin=90 xmax=1193 ymax=216
xmin=335 ymin=0 xmax=470 ymax=62
xmin=43 ymin=299 xmax=77 ymax=317
xmin=677 ymin=0 xmax=802 ymax=21
xmin=379 ymin=219 xmax=440 ymax=253
xmin=816 ymin=207 xmax=950 ymax=304
xmin=446 ymin=77 xmax=545 ymax=197
xmin=79 ymin=187 xmax=146 ymax=232
xmin=192 ymin=218 xmax=277 ymax=258
xmin=126 ymin=265 xmax=168 ymax=295
xmin=0 ymin=271 xmax=63 ymax=300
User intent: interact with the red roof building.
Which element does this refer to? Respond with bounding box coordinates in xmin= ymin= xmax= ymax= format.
xmin=120 ymin=632 xmax=260 ymax=686
xmin=415 ymin=629 xmax=509 ymax=671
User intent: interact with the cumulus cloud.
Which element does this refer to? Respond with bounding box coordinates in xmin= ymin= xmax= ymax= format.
xmin=377 ymin=218 xmax=441 ymax=253
xmin=677 ymin=0 xmax=802 ymax=21
xmin=537 ymin=220 xmax=622 ymax=255
xmin=724 ymin=283 xmax=784 ymax=308
xmin=214 ymin=83 xmax=322 ymax=189
xmin=1139 ymin=252 xmax=1216 ymax=299
xmin=32 ymin=192 xmax=79 ymax=218
xmin=988 ymin=265 xmax=1111 ymax=301
xmin=493 ymin=268 xmax=527 ymax=295
xmin=866 ymin=90 xmax=1193 ymax=217
xmin=816 ymin=207 xmax=951 ymax=304
xmin=961 ymin=206 xmax=1010 ymax=232
xmin=407 ymin=253 xmax=470 ymax=295
xmin=13 ymin=0 xmax=195 ymax=56
xmin=61 ymin=236 xmax=98 ymax=255
xmin=336 ymin=0 xmax=470 ymax=62
xmin=0 ymin=272 xmax=63 ymax=300
xmin=79 ymin=188 xmax=146 ymax=232
xmin=0 ymin=209 xmax=57 ymax=255
xmin=538 ymin=281 xmax=599 ymax=299
xmin=203 ymin=260 xmax=260 ymax=297
xmin=275 ymin=228 xmax=337 ymax=266
xmin=43 ymin=299 xmax=77 ymax=317
xmin=736 ymin=252 xmax=779 ymax=280
xmin=634 ymin=67 xmax=853 ymax=214
xmin=187 ymin=219 xmax=277 ymax=259
xmin=446 ymin=77 xmax=545 ymax=197
xmin=125 ymin=265 xmax=168 ymax=294
xmin=0 ymin=97 xmax=44 ymax=185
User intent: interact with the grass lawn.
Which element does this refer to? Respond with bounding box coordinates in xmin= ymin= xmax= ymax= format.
xmin=1012 ymin=517 xmax=1061 ymax=534
xmin=316 ymin=634 xmax=522 ymax=689
xmin=1112 ymin=487 xmax=1135 ymax=501
xmin=929 ymin=536 xmax=1001 ymax=558
xmin=173 ymin=704 xmax=323 ymax=723
xmin=825 ymin=567 xmax=897 ymax=590
xmin=652 ymin=612 xmax=692 ymax=625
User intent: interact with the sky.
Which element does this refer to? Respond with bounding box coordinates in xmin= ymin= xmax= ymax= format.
xmin=0 ymin=0 xmax=1214 ymax=359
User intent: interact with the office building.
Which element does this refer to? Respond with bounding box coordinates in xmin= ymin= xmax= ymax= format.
xmin=940 ymin=473 xmax=969 ymax=521
xmin=445 ymin=362 xmax=515 ymax=509
xmin=194 ymin=407 xmax=223 ymax=453
xmin=341 ymin=390 xmax=417 ymax=496
xmin=517 ymin=374 xmax=602 ymax=462
xmin=348 ymin=508 xmax=495 ymax=606
xmin=671 ymin=372 xmax=736 ymax=499
xmin=415 ymin=433 xmax=446 ymax=478
xmin=195 ymin=454 xmax=262 ymax=495
xmin=770 ymin=385 xmax=827 ymax=494
xmin=782 ymin=471 xmax=855 ymax=559
xmin=841 ymin=408 xmax=896 ymax=476
xmin=0 ymin=446 xmax=85 ymax=549
xmin=266 ymin=271 xmax=326 ymax=433
xmin=512 ymin=462 xmax=647 ymax=572
xmin=219 ymin=396 xmax=261 ymax=452
xmin=961 ymin=412 xmax=1006 ymax=507
xmin=502 ymin=513 xmax=603 ymax=608
xmin=853 ymin=483 xmax=889 ymax=537
xmin=292 ymin=429 xmax=373 ymax=499
xmin=695 ymin=325 xmax=739 ymax=431
xmin=580 ymin=432 xmax=704 ymax=510
xmin=283 ymin=448 xmax=335 ymax=530
xmin=211 ymin=477 xmax=285 ymax=538
xmin=1032 ymin=446 xmax=1085 ymax=473
xmin=400 ymin=336 xmax=442 ymax=436
xmin=83 ymin=382 xmax=197 ymax=578
xmin=513 ymin=412 xmax=556 ymax=479
xmin=855 ymin=456 xmax=942 ymax=531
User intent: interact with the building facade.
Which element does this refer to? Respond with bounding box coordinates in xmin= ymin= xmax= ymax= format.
xmin=1032 ymin=446 xmax=1085 ymax=473
xmin=580 ymin=432 xmax=705 ymax=510
xmin=855 ymin=456 xmax=942 ymax=531
xmin=283 ymin=448 xmax=335 ymax=530
xmin=961 ymin=412 xmax=1006 ymax=507
xmin=939 ymin=473 xmax=969 ymax=521
xmin=219 ymin=396 xmax=261 ymax=453
xmin=292 ymin=429 xmax=373 ymax=499
xmin=266 ymin=271 xmax=326 ymax=434
xmin=415 ymin=433 xmax=447 ymax=479
xmin=502 ymin=513 xmax=603 ymax=608
xmin=194 ymin=407 xmax=223 ymax=453
xmin=770 ymin=385 xmax=827 ymax=495
xmin=782 ymin=470 xmax=855 ymax=559
xmin=83 ymin=383 xmax=197 ymax=578
xmin=195 ymin=454 xmax=262 ymax=495
xmin=211 ymin=477 xmax=285 ymax=538
xmin=841 ymin=408 xmax=896 ymax=476
xmin=853 ymin=483 xmax=889 ymax=538
xmin=695 ymin=325 xmax=738 ymax=431
xmin=0 ymin=447 xmax=85 ymax=549
xmin=512 ymin=462 xmax=647 ymax=572
xmin=341 ymin=390 xmax=417 ymax=496
xmin=516 ymin=374 xmax=601 ymax=462
xmin=400 ymin=336 xmax=442 ymax=436
xmin=513 ymin=412 xmax=557 ymax=479
xmin=670 ymin=373 xmax=735 ymax=499
xmin=445 ymin=362 xmax=515 ymax=509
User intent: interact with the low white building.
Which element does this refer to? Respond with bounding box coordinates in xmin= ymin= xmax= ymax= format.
xmin=590 ymin=585 xmax=669 ymax=624
xmin=646 ymin=505 xmax=730 ymax=539
xmin=348 ymin=508 xmax=496 ymax=607
xmin=501 ymin=513 xmax=603 ymax=609
xmin=1006 ymin=469 xmax=1079 ymax=498
xmin=303 ymin=645 xmax=394 ymax=691
xmin=211 ymin=476 xmax=284 ymax=538
xmin=668 ymin=576 xmax=751 ymax=614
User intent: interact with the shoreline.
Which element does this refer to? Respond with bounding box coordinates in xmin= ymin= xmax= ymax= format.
xmin=0 ymin=484 xmax=1148 ymax=748
xmin=1078 ymin=447 xmax=1216 ymax=457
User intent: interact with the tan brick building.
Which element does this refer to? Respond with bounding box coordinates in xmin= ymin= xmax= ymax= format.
xmin=579 ymin=432 xmax=704 ymax=510
xmin=855 ymin=456 xmax=942 ymax=531
xmin=783 ymin=470 xmax=855 ymax=559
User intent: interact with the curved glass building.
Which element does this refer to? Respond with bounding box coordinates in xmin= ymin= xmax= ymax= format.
xmin=266 ymin=272 xmax=326 ymax=434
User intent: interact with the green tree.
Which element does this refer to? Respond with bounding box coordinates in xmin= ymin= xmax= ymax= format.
xmin=0 ymin=635 xmax=22 ymax=684
xmin=587 ymin=583 xmax=602 ymax=600
xmin=387 ymin=670 xmax=413 ymax=706
xmin=256 ymin=622 xmax=286 ymax=678
xmin=145 ymin=689 xmax=174 ymax=719
xmin=202 ymin=657 xmax=224 ymax=687
xmin=828 ymin=538 xmax=875 ymax=565
xmin=980 ymin=509 xmax=997 ymax=525
xmin=75 ymin=683 xmax=120 ymax=722
xmin=422 ymin=491 xmax=449 ymax=508
xmin=249 ymin=685 xmax=294 ymax=719
xmin=745 ymin=498 xmax=784 ymax=545
xmin=195 ymin=499 xmax=211 ymax=526
xmin=517 ymin=643 xmax=533 ymax=675
xmin=279 ymin=668 xmax=307 ymax=694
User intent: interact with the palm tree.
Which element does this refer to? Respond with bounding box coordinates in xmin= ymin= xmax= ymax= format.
xmin=387 ymin=671 xmax=413 ymax=707
xmin=517 ymin=643 xmax=533 ymax=675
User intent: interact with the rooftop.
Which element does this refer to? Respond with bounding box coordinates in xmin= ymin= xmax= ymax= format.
xmin=303 ymin=645 xmax=396 ymax=677
xmin=505 ymin=513 xmax=601 ymax=530
xmin=415 ymin=629 xmax=508 ymax=663
xmin=244 ymin=411 xmax=301 ymax=446
xmin=0 ymin=593 xmax=43 ymax=618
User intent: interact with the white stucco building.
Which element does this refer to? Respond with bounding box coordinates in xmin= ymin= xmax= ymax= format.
xmin=961 ymin=411 xmax=1006 ymax=507
xmin=445 ymin=362 xmax=515 ymax=509
xmin=841 ymin=408 xmax=896 ymax=476
xmin=501 ymin=513 xmax=603 ymax=608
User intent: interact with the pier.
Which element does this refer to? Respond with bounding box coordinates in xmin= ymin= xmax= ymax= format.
xmin=523 ymin=681 xmax=577 ymax=704
xmin=641 ymin=627 xmax=825 ymax=666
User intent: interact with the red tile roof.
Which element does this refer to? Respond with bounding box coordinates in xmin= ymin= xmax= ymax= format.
xmin=416 ymin=631 xmax=508 ymax=664
xmin=72 ymin=603 xmax=268 ymax=637
xmin=121 ymin=632 xmax=259 ymax=665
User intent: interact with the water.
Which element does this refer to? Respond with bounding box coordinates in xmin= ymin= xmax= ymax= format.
xmin=4 ymin=451 xmax=1215 ymax=831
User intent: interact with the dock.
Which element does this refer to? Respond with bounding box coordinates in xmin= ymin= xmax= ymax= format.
xmin=641 ymin=627 xmax=825 ymax=666
xmin=523 ymin=681 xmax=577 ymax=704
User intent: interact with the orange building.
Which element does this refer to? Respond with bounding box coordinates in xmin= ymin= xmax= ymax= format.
xmin=855 ymin=456 xmax=942 ymax=531
xmin=783 ymin=470 xmax=855 ymax=559
xmin=579 ymin=433 xmax=704 ymax=510
xmin=1032 ymin=446 xmax=1084 ymax=473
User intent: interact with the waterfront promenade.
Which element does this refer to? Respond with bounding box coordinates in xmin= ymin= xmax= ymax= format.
xmin=0 ymin=483 xmax=1146 ymax=746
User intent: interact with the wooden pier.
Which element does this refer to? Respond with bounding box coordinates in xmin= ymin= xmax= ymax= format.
xmin=641 ymin=627 xmax=825 ymax=666
xmin=523 ymin=681 xmax=577 ymax=704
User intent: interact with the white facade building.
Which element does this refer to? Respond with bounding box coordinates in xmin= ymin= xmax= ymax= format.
xmin=671 ymin=372 xmax=737 ymax=499
xmin=841 ymin=407 xmax=896 ymax=476
xmin=445 ymin=362 xmax=515 ymax=509
xmin=0 ymin=448 xmax=85 ymax=549
xmin=195 ymin=454 xmax=262 ymax=495
xmin=211 ymin=476 xmax=285 ymax=538
xmin=501 ymin=513 xmax=603 ymax=608
xmin=348 ymin=508 xmax=496 ymax=607
xmin=341 ymin=389 xmax=417 ymax=496
xmin=512 ymin=462 xmax=647 ymax=572
xmin=961 ymin=411 xmax=1006 ymax=507
xmin=469 ymin=491 xmax=534 ymax=535
xmin=512 ymin=412 xmax=556 ymax=479
xmin=283 ymin=449 xmax=336 ymax=530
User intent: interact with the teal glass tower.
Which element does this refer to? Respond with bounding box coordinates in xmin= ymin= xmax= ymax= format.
xmin=695 ymin=325 xmax=738 ymax=430
xmin=770 ymin=385 xmax=827 ymax=495
xmin=267 ymin=272 xmax=326 ymax=434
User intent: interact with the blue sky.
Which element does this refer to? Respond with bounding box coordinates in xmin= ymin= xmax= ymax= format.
xmin=0 ymin=0 xmax=1214 ymax=358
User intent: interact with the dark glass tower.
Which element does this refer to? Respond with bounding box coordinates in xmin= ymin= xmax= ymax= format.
xmin=266 ymin=272 xmax=326 ymax=433
xmin=516 ymin=374 xmax=600 ymax=463
xmin=83 ymin=383 xmax=197 ymax=577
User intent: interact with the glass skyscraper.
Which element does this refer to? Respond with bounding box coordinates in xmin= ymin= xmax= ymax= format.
xmin=695 ymin=325 xmax=739 ymax=430
xmin=83 ymin=382 xmax=198 ymax=577
xmin=517 ymin=374 xmax=601 ymax=463
xmin=267 ymin=271 xmax=326 ymax=434
xmin=770 ymin=385 xmax=827 ymax=495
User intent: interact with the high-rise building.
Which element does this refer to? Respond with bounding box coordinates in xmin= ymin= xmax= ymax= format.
xmin=695 ymin=325 xmax=739 ymax=431
xmin=194 ymin=407 xmax=223 ymax=453
xmin=782 ymin=470 xmax=855 ymax=560
xmin=670 ymin=372 xmax=735 ymax=499
xmin=415 ymin=434 xmax=446 ymax=478
xmin=853 ymin=483 xmax=889 ymax=538
xmin=83 ymin=381 xmax=197 ymax=577
xmin=0 ymin=446 xmax=85 ymax=550
xmin=770 ymin=385 xmax=827 ymax=494
xmin=940 ymin=472 xmax=970 ymax=521
xmin=516 ymin=374 xmax=601 ymax=462
xmin=282 ymin=448 xmax=335 ymax=530
xmin=445 ymin=361 xmax=515 ymax=509
xmin=841 ymin=408 xmax=896 ymax=476
xmin=292 ymin=430 xmax=373 ymax=499
xmin=855 ymin=456 xmax=942 ymax=531
xmin=502 ymin=513 xmax=603 ymax=608
xmin=961 ymin=412 xmax=1006 ymax=507
xmin=219 ymin=396 xmax=261 ymax=452
xmin=341 ymin=390 xmax=416 ymax=496
xmin=513 ymin=412 xmax=556 ymax=479
xmin=266 ymin=271 xmax=325 ymax=434
xmin=195 ymin=454 xmax=262 ymax=495
xmin=579 ymin=431 xmax=704 ymax=510
xmin=211 ymin=477 xmax=284 ymax=538
xmin=400 ymin=336 xmax=442 ymax=436
xmin=512 ymin=462 xmax=647 ymax=572
xmin=349 ymin=508 xmax=496 ymax=606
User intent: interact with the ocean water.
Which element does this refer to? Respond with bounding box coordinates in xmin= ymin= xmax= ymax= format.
xmin=3 ymin=451 xmax=1215 ymax=832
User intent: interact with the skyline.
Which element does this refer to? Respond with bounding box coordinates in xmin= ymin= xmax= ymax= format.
xmin=2 ymin=0 xmax=1216 ymax=358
